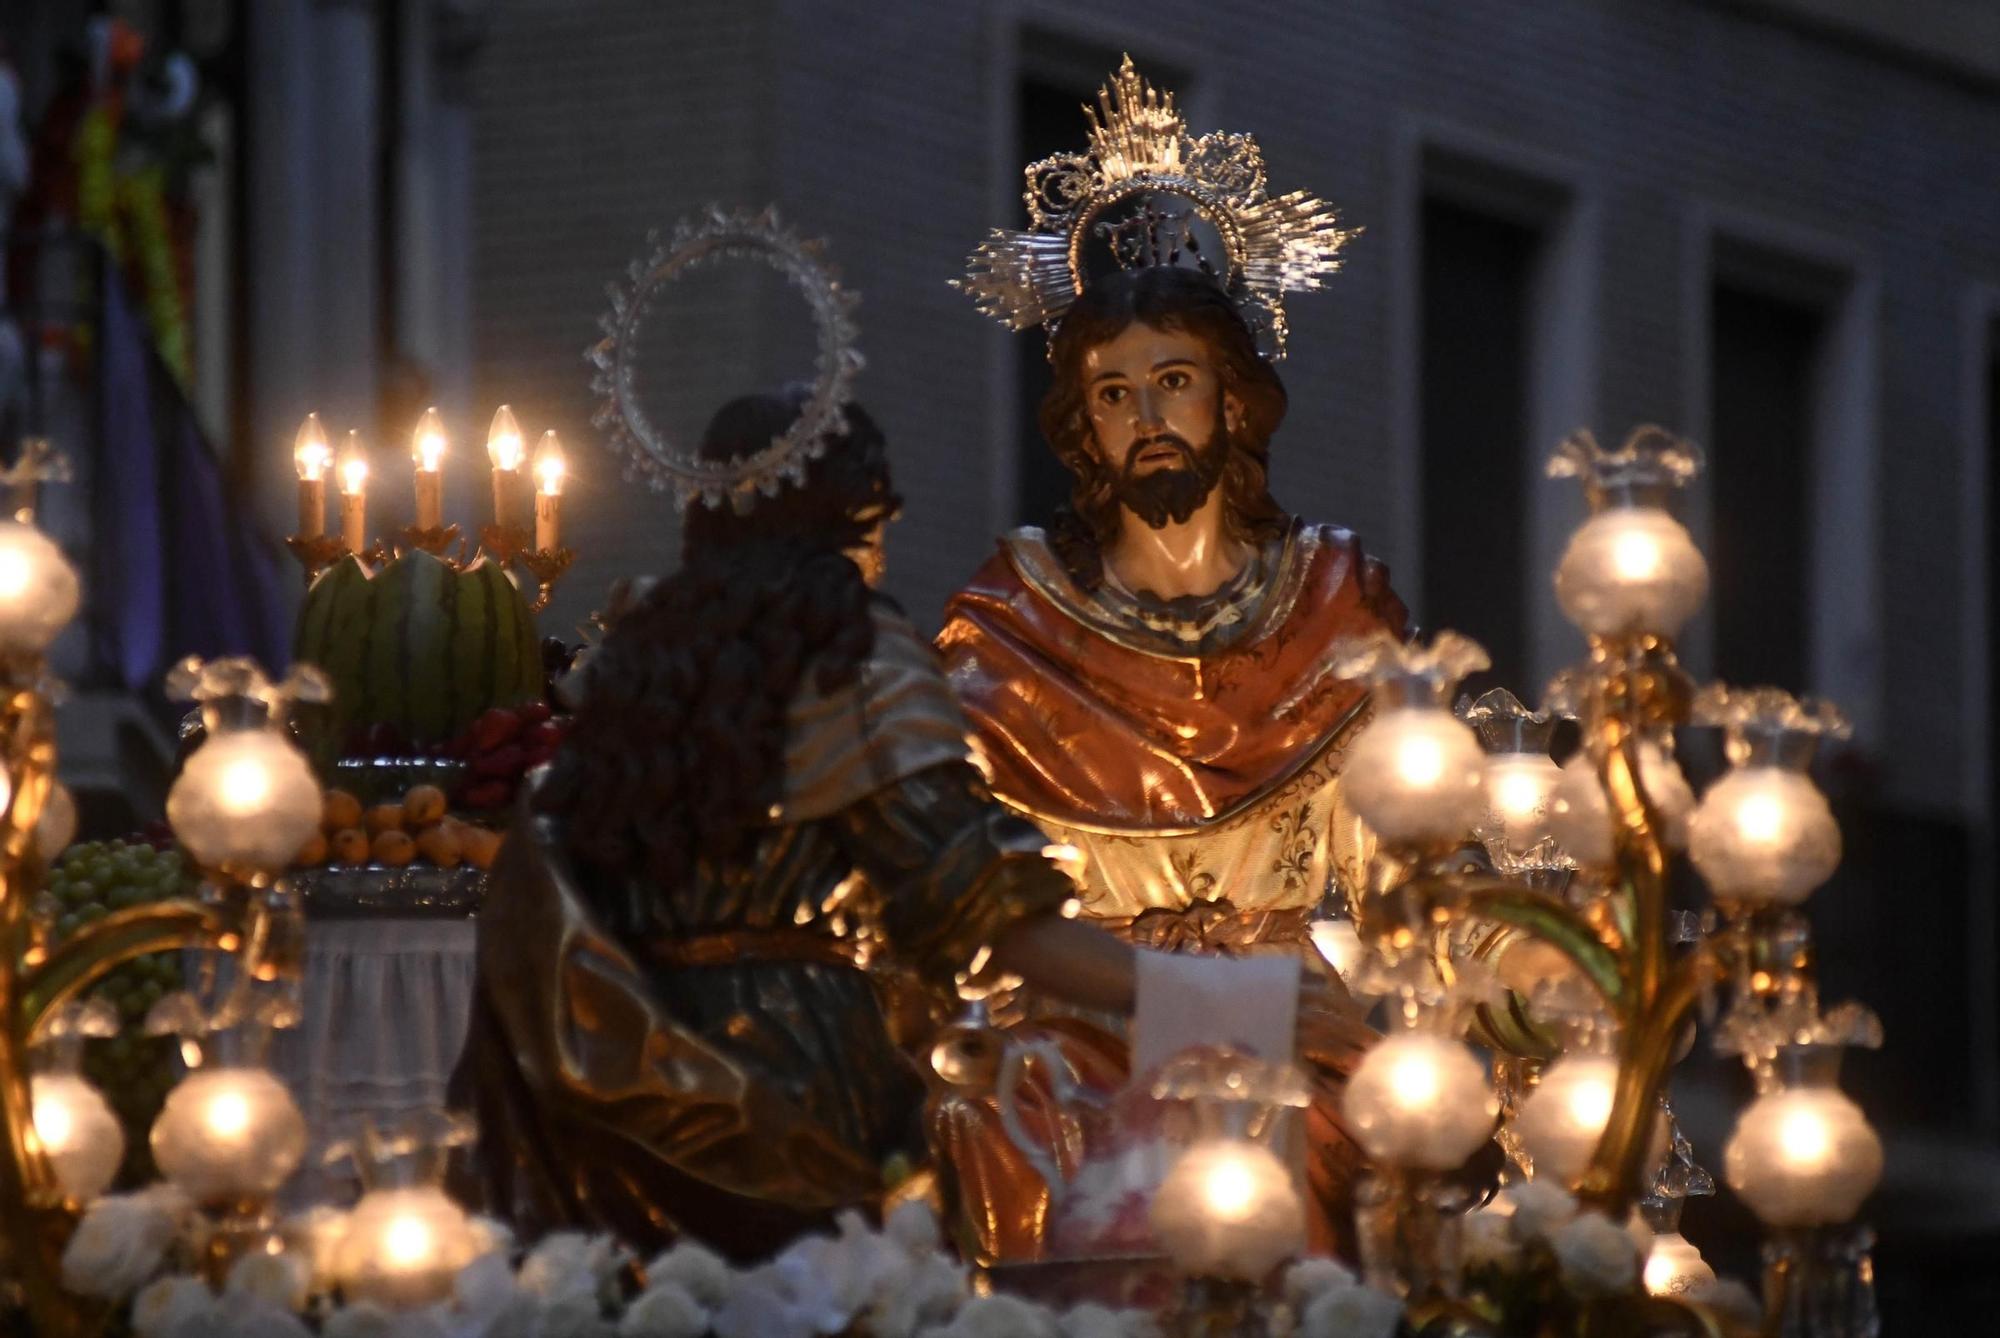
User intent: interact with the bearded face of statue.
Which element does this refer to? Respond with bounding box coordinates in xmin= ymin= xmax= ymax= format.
xmin=1079 ymin=322 xmax=1242 ymax=530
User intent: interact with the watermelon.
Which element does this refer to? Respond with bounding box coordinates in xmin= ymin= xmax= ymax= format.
xmin=293 ymin=551 xmax=543 ymax=760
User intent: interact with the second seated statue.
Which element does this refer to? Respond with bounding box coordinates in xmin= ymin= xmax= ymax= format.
xmin=939 ymin=58 xmax=1411 ymax=1255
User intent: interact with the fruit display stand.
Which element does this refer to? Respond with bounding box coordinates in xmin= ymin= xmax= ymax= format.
xmin=273 ymin=550 xmax=576 ymax=1178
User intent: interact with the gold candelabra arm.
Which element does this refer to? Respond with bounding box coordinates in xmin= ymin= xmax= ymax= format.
xmin=284 ymin=533 xmax=350 ymax=585
xmin=1575 ymin=935 xmax=1735 ymax=1215
xmin=396 ymin=523 xmax=463 ymax=559
xmin=18 ymin=901 xmax=236 ymax=1039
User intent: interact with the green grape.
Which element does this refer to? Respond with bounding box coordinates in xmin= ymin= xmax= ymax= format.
xmin=54 ymin=912 xmax=79 ymax=939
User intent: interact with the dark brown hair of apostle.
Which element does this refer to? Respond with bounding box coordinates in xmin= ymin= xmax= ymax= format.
xmin=1039 ymin=264 xmax=1291 ymax=587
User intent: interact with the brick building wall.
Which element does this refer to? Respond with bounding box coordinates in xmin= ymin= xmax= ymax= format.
xmin=467 ymin=0 xmax=2000 ymax=823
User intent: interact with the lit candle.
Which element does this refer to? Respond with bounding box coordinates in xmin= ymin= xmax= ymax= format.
xmin=333 ymin=1185 xmax=480 ymax=1309
xmin=486 ymin=405 xmax=527 ymax=531
xmin=151 ymin=1066 xmax=307 ymax=1204
xmin=1148 ymin=1139 xmax=1306 ymax=1282
xmin=410 ymin=406 xmax=447 ymax=531
xmin=293 ymin=413 xmax=330 ymax=538
xmin=532 ymin=430 xmax=565 ymax=552
xmin=337 ymin=431 xmax=370 ymax=554
xmin=31 ymin=1072 xmax=124 ymax=1202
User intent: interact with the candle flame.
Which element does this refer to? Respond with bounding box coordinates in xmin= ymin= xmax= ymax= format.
xmin=487 ymin=405 xmax=525 ymax=471
xmin=338 ymin=432 xmax=369 ymax=496
xmin=412 ymin=406 xmax=448 ymax=472
xmin=533 ymin=430 xmax=566 ymax=495
xmin=294 ymin=413 xmax=332 ymax=482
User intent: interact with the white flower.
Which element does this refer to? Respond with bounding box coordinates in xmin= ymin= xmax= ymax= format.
xmin=885 ymin=1199 xmax=943 ymax=1257
xmin=1059 ymin=1301 xmax=1162 ymax=1338
xmin=1283 ymin=1257 xmax=1358 ymax=1309
xmin=480 ymin=1295 xmax=550 ymax=1338
xmin=541 ymin=1292 xmax=618 ymax=1338
xmin=226 ymin=1250 xmax=310 ymax=1312
xmin=932 ymin=1292 xmax=1062 ymax=1338
xmin=321 ymin=1301 xmax=394 ymax=1338
xmin=1688 ymin=1277 xmax=1762 ymax=1326
xmin=1550 ymin=1211 xmax=1640 ymax=1295
xmin=61 ymin=1186 xmax=189 ymax=1299
xmin=469 ymin=1215 xmax=515 ymax=1260
xmin=620 ymin=1281 xmax=708 ymax=1338
xmin=454 ymin=1250 xmax=522 ymax=1326
xmin=132 ymin=1276 xmax=217 ymax=1338
xmin=205 ymin=1297 xmax=316 ymax=1338
xmin=519 ymin=1232 xmax=624 ymax=1302
xmin=644 ymin=1239 xmax=735 ymax=1310
xmin=1461 ymin=1209 xmax=1519 ymax=1271
xmin=1297 ymin=1284 xmax=1403 ymax=1338
xmin=864 ymin=1250 xmax=965 ymax=1338
xmin=709 ymin=1266 xmax=818 ymax=1338
xmin=1502 ymin=1180 xmax=1579 ymax=1241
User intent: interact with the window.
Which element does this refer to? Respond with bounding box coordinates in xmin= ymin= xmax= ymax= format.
xmin=1418 ymin=198 xmax=1538 ymax=696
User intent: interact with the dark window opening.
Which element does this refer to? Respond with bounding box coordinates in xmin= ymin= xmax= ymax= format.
xmin=1418 ymin=198 xmax=1537 ymax=699
xmin=1010 ymin=73 xmax=1090 ymax=530
xmin=1708 ymin=284 xmax=1821 ymax=691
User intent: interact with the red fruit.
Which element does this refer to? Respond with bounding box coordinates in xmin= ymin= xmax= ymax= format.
xmin=470 ymin=744 xmax=528 ymax=780
xmin=523 ymin=719 xmax=565 ymax=752
xmin=517 ymin=701 xmax=552 ymax=726
xmin=460 ymin=780 xmax=513 ymax=811
xmin=468 ymin=708 xmax=521 ymax=752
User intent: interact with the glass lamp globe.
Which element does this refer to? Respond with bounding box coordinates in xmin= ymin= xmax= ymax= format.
xmin=1514 ymin=1053 xmax=1667 ymax=1187
xmin=167 ymin=729 xmax=323 ymax=876
xmin=1343 ymin=1031 xmax=1497 ymax=1172
xmin=32 ymin=1072 xmax=124 ymax=1202
xmin=1149 ymin=1138 xmax=1306 ymax=1282
xmin=151 ymin=1066 xmax=307 ymax=1204
xmin=333 ymin=1185 xmax=481 ymax=1309
xmin=1724 ymin=1086 xmax=1881 ymax=1229
xmin=1688 ymin=767 xmax=1841 ymax=907
xmin=1554 ymin=507 xmax=1709 ymax=640
xmin=1483 ymin=752 xmax=1565 ymax=859
xmin=1345 ymin=709 xmax=1487 ymax=845
xmin=1547 ymin=745 xmax=1695 ymax=866
xmin=0 ymin=520 xmax=81 ymax=655
xmin=1643 ymin=1231 xmax=1716 ymax=1297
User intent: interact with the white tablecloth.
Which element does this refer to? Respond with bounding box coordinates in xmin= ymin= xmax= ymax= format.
xmin=268 ymin=917 xmax=478 ymax=1189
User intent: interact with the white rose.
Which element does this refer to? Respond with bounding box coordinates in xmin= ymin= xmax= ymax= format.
xmin=1283 ymin=1257 xmax=1358 ymax=1309
xmin=934 ymin=1292 xmax=1061 ymax=1338
xmin=132 ymin=1276 xmax=217 ymax=1338
xmin=205 ymin=1297 xmax=316 ymax=1338
xmin=619 ymin=1281 xmax=707 ymax=1338
xmin=542 ymin=1292 xmax=618 ymax=1338
xmin=1297 ymin=1284 xmax=1403 ymax=1338
xmin=481 ymin=1294 xmax=550 ymax=1338
xmin=1461 ymin=1209 xmax=1519 ymax=1271
xmin=709 ymin=1266 xmax=818 ymax=1338
xmin=1550 ymin=1211 xmax=1640 ymax=1295
xmin=1059 ymin=1301 xmax=1162 ymax=1338
xmin=226 ymin=1250 xmax=310 ymax=1311
xmin=322 ymin=1302 xmax=396 ymax=1338
xmin=520 ymin=1232 xmax=624 ymax=1301
xmin=884 ymin=1199 xmax=943 ymax=1257
xmin=644 ymin=1240 xmax=735 ymax=1310
xmin=1502 ymin=1180 xmax=1579 ymax=1241
xmin=864 ymin=1249 xmax=965 ymax=1338
xmin=454 ymin=1250 xmax=522 ymax=1326
xmin=62 ymin=1187 xmax=188 ymax=1299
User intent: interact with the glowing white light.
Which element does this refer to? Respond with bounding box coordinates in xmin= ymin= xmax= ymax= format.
xmin=1778 ymin=1106 xmax=1833 ymax=1169
xmin=1395 ymin=737 xmax=1445 ymax=788
xmin=1611 ymin=530 xmax=1663 ymax=581
xmin=35 ymin=1094 xmax=74 ymax=1152
xmin=411 ymin=406 xmax=448 ymax=471
xmin=1496 ymin=770 xmax=1545 ymax=822
xmin=1735 ymin=792 xmax=1786 ymax=845
xmin=0 ymin=549 xmax=31 ymax=600
xmin=1568 ymin=1074 xmax=1615 ymax=1130
xmin=1203 ymin=1155 xmax=1259 ymax=1223
xmin=383 ymin=1214 xmax=437 ymax=1268
xmin=1343 ymin=1032 xmax=1497 ymax=1171
xmin=206 ymin=1090 xmax=252 ymax=1141
xmin=486 ymin=405 xmax=525 ymax=471
xmin=218 ymin=758 xmax=272 ymax=814
xmin=293 ymin=414 xmax=331 ymax=481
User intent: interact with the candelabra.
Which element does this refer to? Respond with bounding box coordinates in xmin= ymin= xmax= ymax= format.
xmin=285 ymin=406 xmax=576 ymax=611
xmin=1328 ymin=427 xmax=1882 ymax=1336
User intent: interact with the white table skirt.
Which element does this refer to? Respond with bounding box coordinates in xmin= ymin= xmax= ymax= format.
xmin=268 ymin=918 xmax=479 ymax=1183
